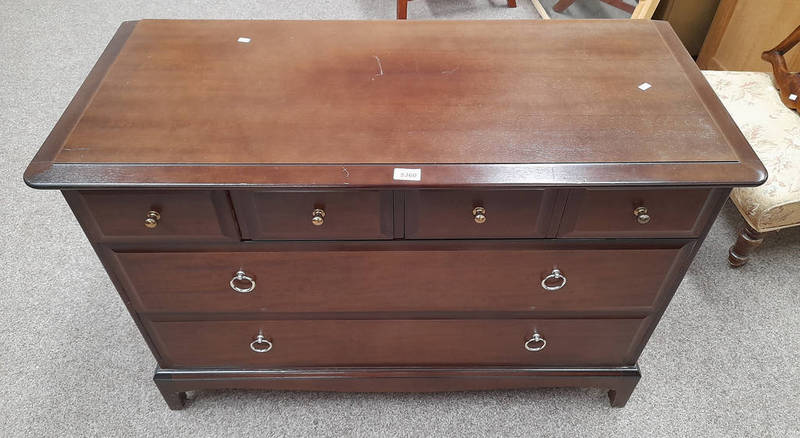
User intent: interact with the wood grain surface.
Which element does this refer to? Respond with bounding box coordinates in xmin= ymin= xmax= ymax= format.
xmin=558 ymin=188 xmax=715 ymax=238
xmin=404 ymin=189 xmax=558 ymax=238
xmin=24 ymin=20 xmax=766 ymax=189
xmin=231 ymin=190 xmax=394 ymax=240
xmin=57 ymin=19 xmax=735 ymax=164
xmin=147 ymin=318 xmax=645 ymax=368
xmin=112 ymin=241 xmax=690 ymax=313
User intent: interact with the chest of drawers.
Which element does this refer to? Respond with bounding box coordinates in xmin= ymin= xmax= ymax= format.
xmin=25 ymin=19 xmax=765 ymax=409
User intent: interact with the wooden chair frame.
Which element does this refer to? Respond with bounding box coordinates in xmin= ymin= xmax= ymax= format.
xmin=761 ymin=24 xmax=800 ymax=111
xmin=530 ymin=0 xmax=660 ymax=20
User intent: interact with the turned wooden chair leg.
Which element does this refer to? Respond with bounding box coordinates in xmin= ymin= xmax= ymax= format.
xmin=728 ymin=223 xmax=765 ymax=267
xmin=507 ymin=0 xmax=517 ymax=7
xmin=397 ymin=0 xmax=408 ymax=19
xmin=553 ymin=0 xmax=578 ymax=12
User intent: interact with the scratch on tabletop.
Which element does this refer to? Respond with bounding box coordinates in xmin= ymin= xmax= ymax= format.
xmin=371 ymin=55 xmax=384 ymax=81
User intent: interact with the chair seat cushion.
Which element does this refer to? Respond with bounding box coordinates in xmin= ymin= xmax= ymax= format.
xmin=703 ymin=70 xmax=800 ymax=232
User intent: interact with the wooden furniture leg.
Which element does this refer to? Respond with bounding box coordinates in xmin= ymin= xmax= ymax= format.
xmin=154 ymin=374 xmax=188 ymax=410
xmin=398 ymin=0 xmax=408 ymax=19
xmin=631 ymin=0 xmax=660 ymax=19
xmin=508 ymin=0 xmax=517 ymax=7
xmin=728 ymin=223 xmax=765 ymax=267
xmin=531 ymin=0 xmax=551 ymax=18
xmin=553 ymin=0 xmax=578 ymax=12
xmin=607 ymin=368 xmax=641 ymax=407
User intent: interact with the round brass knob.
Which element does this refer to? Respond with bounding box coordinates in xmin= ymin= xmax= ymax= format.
xmin=144 ymin=210 xmax=161 ymax=229
xmin=472 ymin=207 xmax=486 ymax=224
xmin=312 ymin=208 xmax=326 ymax=226
xmin=633 ymin=206 xmax=651 ymax=224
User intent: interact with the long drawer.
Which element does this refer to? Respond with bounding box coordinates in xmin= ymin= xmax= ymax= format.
xmin=113 ymin=242 xmax=691 ymax=313
xmin=147 ymin=318 xmax=645 ymax=368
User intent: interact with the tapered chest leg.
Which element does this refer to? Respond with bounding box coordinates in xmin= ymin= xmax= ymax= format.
xmin=728 ymin=223 xmax=765 ymax=267
xmin=607 ymin=373 xmax=641 ymax=407
xmin=155 ymin=379 xmax=187 ymax=410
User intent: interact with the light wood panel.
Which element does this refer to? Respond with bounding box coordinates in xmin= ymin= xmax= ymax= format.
xmin=631 ymin=0 xmax=660 ymax=19
xmin=698 ymin=0 xmax=800 ymax=71
xmin=652 ymin=0 xmax=720 ymax=56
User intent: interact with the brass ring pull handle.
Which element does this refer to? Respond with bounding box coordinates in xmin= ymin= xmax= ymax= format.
xmin=472 ymin=206 xmax=487 ymax=224
xmin=312 ymin=208 xmax=326 ymax=226
xmin=541 ymin=269 xmax=567 ymax=291
xmin=634 ymin=206 xmax=651 ymax=224
xmin=524 ymin=332 xmax=546 ymax=352
xmin=230 ymin=270 xmax=256 ymax=293
xmin=144 ymin=210 xmax=161 ymax=229
xmin=250 ymin=332 xmax=273 ymax=353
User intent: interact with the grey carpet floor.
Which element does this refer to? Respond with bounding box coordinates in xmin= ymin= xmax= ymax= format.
xmin=1 ymin=1 xmax=799 ymax=437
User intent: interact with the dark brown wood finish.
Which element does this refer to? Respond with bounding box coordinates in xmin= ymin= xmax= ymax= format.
xmin=728 ymin=222 xmax=764 ymax=267
xmin=153 ymin=365 xmax=642 ymax=410
xmin=762 ymin=24 xmax=800 ymax=111
xmin=231 ymin=190 xmax=393 ymax=240
xmin=405 ymin=189 xmax=557 ymax=239
xmin=24 ymin=20 xmax=766 ymax=189
xmin=25 ymin=20 xmax=767 ymax=410
xmin=74 ymin=190 xmax=239 ymax=242
xmin=624 ymin=188 xmax=731 ymax=361
xmin=146 ymin=318 xmax=645 ymax=368
xmin=558 ymin=188 xmax=713 ymax=238
xmin=54 ymin=21 xmax=738 ymax=165
xmin=112 ymin=242 xmax=691 ymax=314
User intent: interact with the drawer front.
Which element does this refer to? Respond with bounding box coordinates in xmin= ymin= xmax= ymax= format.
xmin=558 ymin=188 xmax=714 ymax=238
xmin=148 ymin=318 xmax=645 ymax=368
xmin=405 ymin=190 xmax=557 ymax=239
xmin=113 ymin=242 xmax=689 ymax=313
xmin=232 ymin=190 xmax=393 ymax=240
xmin=71 ymin=190 xmax=239 ymax=242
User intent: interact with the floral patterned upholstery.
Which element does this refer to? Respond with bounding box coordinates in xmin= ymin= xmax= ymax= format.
xmin=703 ymin=70 xmax=800 ymax=232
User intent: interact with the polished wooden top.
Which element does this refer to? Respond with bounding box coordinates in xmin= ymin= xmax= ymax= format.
xmin=25 ymin=20 xmax=765 ymax=188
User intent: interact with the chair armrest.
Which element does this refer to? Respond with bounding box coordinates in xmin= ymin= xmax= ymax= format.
xmin=762 ymin=24 xmax=800 ymax=110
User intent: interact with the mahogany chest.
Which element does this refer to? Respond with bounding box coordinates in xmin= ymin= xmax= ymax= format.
xmin=24 ymin=19 xmax=765 ymax=409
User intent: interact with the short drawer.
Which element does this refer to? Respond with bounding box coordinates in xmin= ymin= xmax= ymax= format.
xmin=67 ymin=190 xmax=239 ymax=242
xmin=231 ymin=190 xmax=393 ymax=240
xmin=405 ymin=190 xmax=558 ymax=239
xmin=558 ymin=188 xmax=715 ymax=238
xmin=112 ymin=241 xmax=690 ymax=313
xmin=147 ymin=318 xmax=645 ymax=368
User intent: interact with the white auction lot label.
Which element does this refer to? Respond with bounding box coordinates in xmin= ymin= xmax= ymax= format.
xmin=393 ymin=168 xmax=422 ymax=181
